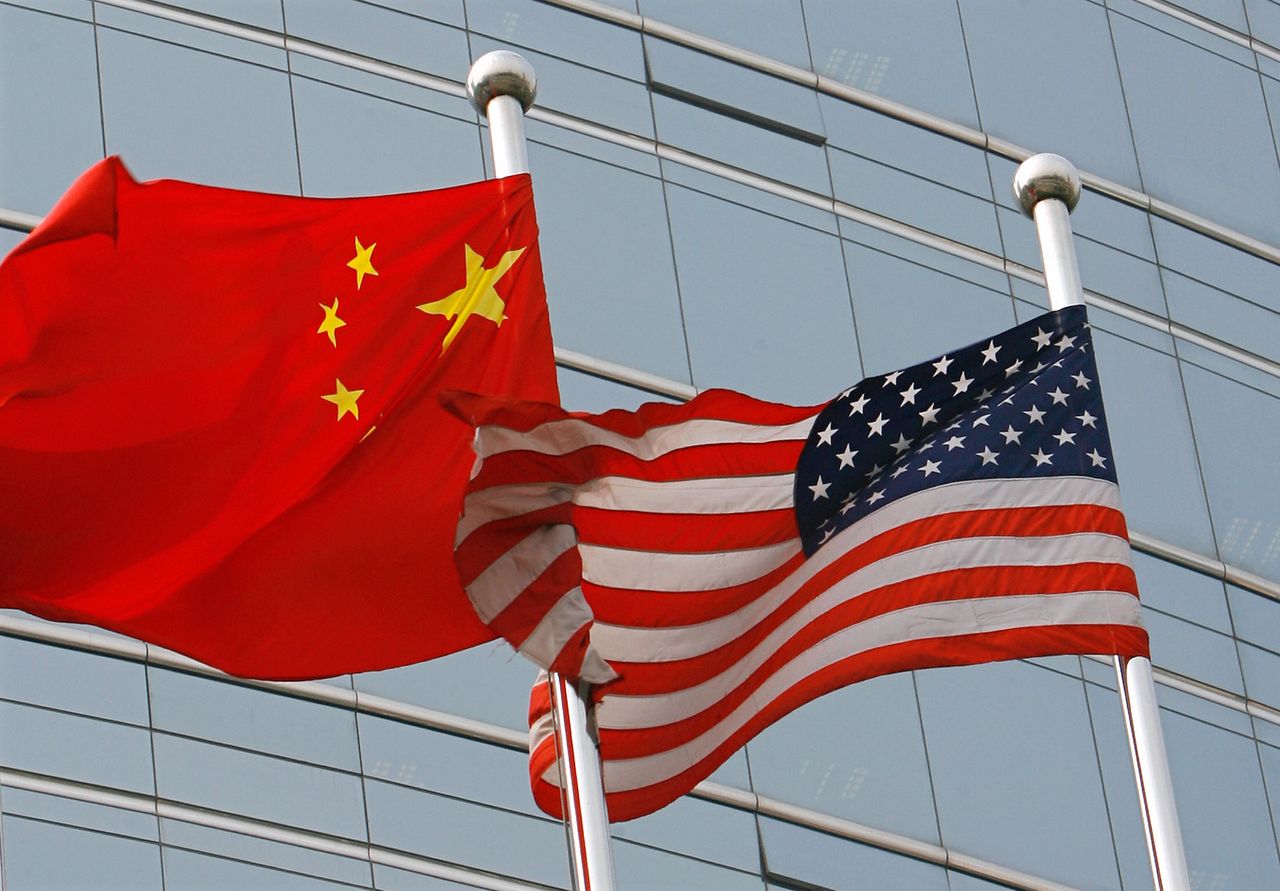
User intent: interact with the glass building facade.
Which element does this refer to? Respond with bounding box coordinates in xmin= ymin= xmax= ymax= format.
xmin=3 ymin=0 xmax=1280 ymax=887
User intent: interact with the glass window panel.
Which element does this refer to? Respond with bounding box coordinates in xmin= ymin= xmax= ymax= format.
xmin=148 ymin=668 xmax=360 ymax=771
xmin=527 ymin=142 xmax=691 ymax=383
xmin=2 ymin=816 xmax=163 ymax=891
xmin=1150 ymin=217 xmax=1280 ymax=316
xmin=609 ymin=795 xmax=760 ymax=871
xmin=525 ymin=118 xmax=660 ymax=177
xmin=1089 ymin=328 xmax=1219 ymax=557
xmin=1226 ymin=584 xmax=1280 ymax=652
xmin=652 ymin=95 xmax=832 ymax=196
xmin=1074 ymin=237 xmax=1168 ymax=318
xmin=292 ymin=76 xmax=482 ymax=197
xmin=0 ymin=6 xmax=103 ymax=216
xmin=1247 ymin=0 xmax=1280 ymax=44
xmin=664 ymin=185 xmax=860 ymax=403
xmin=162 ymin=0 xmax=284 ymax=30
xmin=2 ymin=0 xmax=91 ymax=18
xmin=803 ymin=0 xmax=979 ymax=127
xmin=1238 ymin=641 xmax=1280 ymax=707
xmin=1141 ymin=606 xmax=1245 ymax=693
xmin=161 ymin=848 xmax=363 ymax=890
xmin=661 ymin=159 xmax=837 ymax=234
xmin=153 ymin=734 xmax=367 ymax=840
xmin=1176 ymin=339 xmax=1280 ymax=399
xmin=639 ymin=0 xmax=811 ymax=69
xmin=749 ymin=674 xmax=939 ymax=843
xmin=1131 ymin=552 xmax=1233 ymax=633
xmin=558 ymin=368 xmax=675 ymax=414
xmin=916 ymin=661 xmax=1122 ymax=891
xmin=0 ymin=701 xmax=154 ymax=794
xmin=960 ymin=0 xmax=1142 ymax=189
xmin=467 ymin=0 xmax=645 ymax=80
xmin=612 ymin=840 xmax=764 ymax=891
xmin=0 ymin=635 xmax=149 ymax=724
xmin=1267 ymin=75 xmax=1280 ymax=159
xmin=94 ymin=4 xmax=286 ymax=69
xmin=1164 ymin=270 xmax=1280 ymax=366
xmin=1174 ymin=0 xmax=1251 ymax=30
xmin=1 ymin=228 xmax=25 ymax=255
xmin=839 ymin=218 xmax=1010 ymax=294
xmin=365 ymin=779 xmax=569 ymax=887
xmin=1 ymin=788 xmax=158 ymax=841
xmin=161 ymin=820 xmax=373 ymax=887
xmin=97 ymin=29 xmax=299 ymax=193
xmin=1158 ymin=679 xmax=1254 ymax=735
xmin=282 ymin=0 xmax=469 ymax=81
xmin=843 ymin=240 xmax=1015 ymax=376
xmin=1162 ymin=704 xmax=1280 ymax=886
xmin=366 ymin=0 xmax=464 ymax=28
xmin=1181 ymin=363 xmax=1280 ymax=577
xmin=1111 ymin=13 xmax=1280 ymax=245
xmin=1256 ymin=743 xmax=1280 ymax=863
xmin=288 ymin=54 xmax=476 ymax=124
xmin=1110 ymin=0 xmax=1256 ymax=65
xmin=760 ymin=817 xmax=949 ymax=891
xmin=373 ymin=865 xmax=486 ymax=890
xmin=709 ymin=747 xmax=752 ymax=788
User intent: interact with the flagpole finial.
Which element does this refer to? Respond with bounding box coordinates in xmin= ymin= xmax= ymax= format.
xmin=1014 ymin=153 xmax=1081 ymax=217
xmin=467 ymin=51 xmax=537 ymax=117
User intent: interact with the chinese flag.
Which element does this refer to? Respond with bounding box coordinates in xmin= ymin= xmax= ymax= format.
xmin=0 ymin=157 xmax=558 ymax=679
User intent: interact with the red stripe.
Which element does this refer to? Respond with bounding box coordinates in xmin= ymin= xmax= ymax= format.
xmin=574 ymin=505 xmax=798 ymax=552
xmin=486 ymin=548 xmax=584 ymax=647
xmin=454 ymin=501 xmax=572 ymax=587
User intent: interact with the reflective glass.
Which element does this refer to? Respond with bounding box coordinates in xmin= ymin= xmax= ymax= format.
xmin=292 ymin=76 xmax=482 ymax=197
xmin=960 ymin=0 xmax=1142 ymax=189
xmin=1181 ymin=363 xmax=1280 ymax=577
xmin=161 ymin=0 xmax=284 ymax=30
xmin=1247 ymin=0 xmax=1280 ymax=45
xmin=1 ymin=787 xmax=158 ymax=841
xmin=661 ymin=159 xmax=837 ymax=234
xmin=526 ymin=117 xmax=660 ymax=177
xmin=612 ymin=839 xmax=764 ymax=890
xmin=1 ymin=0 xmax=90 ymax=18
xmin=1141 ymin=606 xmax=1245 ymax=693
xmin=1130 ymin=552 xmax=1233 ymax=633
xmin=527 ymin=142 xmax=690 ymax=383
xmin=282 ymin=0 xmax=468 ymax=80
xmin=1226 ymin=584 xmax=1280 ymax=652
xmin=609 ymin=795 xmax=760 ymax=871
xmin=96 ymin=29 xmax=300 ymax=193
xmin=664 ymin=185 xmax=860 ymax=403
xmin=364 ymin=779 xmax=569 ymax=887
xmin=558 ymin=368 xmax=676 ymax=414
xmin=1158 ymin=678 xmax=1254 ymax=736
xmin=916 ymin=661 xmax=1121 ymax=890
xmin=638 ymin=0 xmax=811 ymax=69
xmin=148 ymin=668 xmax=360 ymax=770
xmin=1110 ymin=0 xmax=1255 ymax=65
xmin=1149 ymin=217 xmax=1280 ymax=316
xmin=0 ymin=700 xmax=154 ymax=794
xmin=94 ymin=4 xmax=286 ymax=68
xmin=152 ymin=734 xmax=367 ymax=839
xmin=0 ymin=6 xmax=103 ymax=215
xmin=1164 ymin=270 xmax=1280 ymax=366
xmin=162 ymin=847 xmax=363 ymax=890
xmin=466 ymin=0 xmax=645 ymax=80
xmin=760 ymin=817 xmax=949 ymax=891
xmin=1173 ymin=0 xmax=1250 ymax=31
xmin=1238 ymin=641 xmax=1280 ymax=706
xmin=1 ymin=816 xmax=163 ymax=891
xmin=748 ymin=673 xmax=939 ymax=843
xmin=162 ymin=821 xmax=372 ymax=887
xmin=1110 ymin=13 xmax=1280 ymax=245
xmin=368 ymin=0 xmax=464 ymax=27
xmin=804 ymin=0 xmax=979 ymax=126
xmin=839 ymin=218 xmax=1009 ymax=294
xmin=373 ymin=865 xmax=489 ymax=889
xmin=0 ymin=635 xmax=149 ymax=725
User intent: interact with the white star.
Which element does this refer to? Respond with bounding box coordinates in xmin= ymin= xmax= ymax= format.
xmin=867 ymin=413 xmax=889 ymax=436
xmin=1024 ymin=404 xmax=1046 ymax=424
xmin=1053 ymin=429 xmax=1077 ymax=446
xmin=1030 ymin=361 xmax=1048 ymax=375
xmin=972 ymin=413 xmax=990 ymax=427
xmin=933 ymin=355 xmax=953 ymax=376
xmin=816 ymin=423 xmax=837 ymax=446
xmin=1072 ymin=371 xmax=1091 ymax=390
xmin=848 ymin=393 xmax=870 ymax=415
xmin=944 ymin=435 xmax=966 ymax=451
xmin=1077 ymin=410 xmax=1098 ymax=428
xmin=919 ymin=403 xmax=941 ymax=426
xmin=820 ymin=527 xmax=836 ymax=544
xmin=1032 ymin=328 xmax=1053 ymax=349
xmin=1056 ymin=334 xmax=1077 ymax=353
xmin=978 ymin=446 xmax=999 ymax=466
xmin=1048 ymin=387 xmax=1070 ymax=405
xmin=978 ymin=387 xmax=994 ymax=402
xmin=869 ymin=463 xmax=886 ymax=477
xmin=999 ymin=393 xmax=1016 ymax=407
xmin=981 ymin=340 xmax=1001 ymax=364
xmin=1000 ymin=425 xmax=1022 ymax=445
xmin=1088 ymin=449 xmax=1108 ymax=468
xmin=899 ymin=382 xmax=921 ymax=405
xmin=866 ymin=490 xmax=886 ymax=505
xmin=840 ymin=499 xmax=857 ymax=515
xmin=920 ymin=459 xmax=942 ymax=477
xmin=891 ymin=433 xmax=913 ymax=454
xmin=1005 ymin=359 xmax=1023 ymax=377
xmin=884 ymin=370 xmax=902 ymax=386
xmin=891 ymin=464 xmax=909 ymax=479
xmin=809 ymin=477 xmax=831 ymax=500
xmin=952 ymin=372 xmax=973 ymax=395
xmin=837 ymin=444 xmax=858 ymax=469
xmin=1031 ymin=448 xmax=1053 ymax=467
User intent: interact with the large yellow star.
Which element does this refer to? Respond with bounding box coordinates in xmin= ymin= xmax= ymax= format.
xmin=317 ymin=298 xmax=346 ymax=347
xmin=322 ymin=379 xmax=364 ymax=420
xmin=347 ymin=237 xmax=378 ymax=289
xmin=417 ymin=243 xmax=525 ymax=353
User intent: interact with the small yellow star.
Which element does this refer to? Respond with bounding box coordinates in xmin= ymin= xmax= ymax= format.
xmin=322 ymin=379 xmax=364 ymax=421
xmin=347 ymin=237 xmax=378 ymax=289
xmin=317 ymin=298 xmax=346 ymax=347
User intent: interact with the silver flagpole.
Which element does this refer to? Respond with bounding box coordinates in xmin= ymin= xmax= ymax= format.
xmin=466 ymin=51 xmax=617 ymax=891
xmin=1014 ymin=154 xmax=1191 ymax=891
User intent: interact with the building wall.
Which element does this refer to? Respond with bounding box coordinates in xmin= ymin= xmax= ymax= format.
xmin=2 ymin=0 xmax=1280 ymax=888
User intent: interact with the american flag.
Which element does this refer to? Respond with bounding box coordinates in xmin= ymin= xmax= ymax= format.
xmin=450 ymin=305 xmax=1148 ymax=822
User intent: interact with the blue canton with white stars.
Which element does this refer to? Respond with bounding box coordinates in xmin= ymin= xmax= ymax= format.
xmin=794 ymin=306 xmax=1117 ymax=557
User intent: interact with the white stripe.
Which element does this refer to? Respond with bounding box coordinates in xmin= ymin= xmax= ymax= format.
xmin=580 ymin=539 xmax=802 ymax=592
xmin=517 ymin=588 xmax=618 ymax=685
xmin=573 ymin=473 xmax=796 ymax=514
xmin=457 ymin=483 xmax=573 ymax=546
xmin=466 ymin=524 xmax=576 ymax=623
xmin=596 ymin=531 xmax=1133 ymax=727
xmin=476 ymin=414 xmax=815 ymax=460
xmin=597 ymin=589 xmax=1143 ymax=792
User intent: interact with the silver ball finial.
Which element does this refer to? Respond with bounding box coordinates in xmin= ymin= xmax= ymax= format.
xmin=1013 ymin=153 xmax=1081 ymax=217
xmin=467 ymin=51 xmax=537 ymax=116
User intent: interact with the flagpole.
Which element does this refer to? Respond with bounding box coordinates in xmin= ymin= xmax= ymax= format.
xmin=1014 ymin=154 xmax=1191 ymax=891
xmin=466 ymin=51 xmax=617 ymax=891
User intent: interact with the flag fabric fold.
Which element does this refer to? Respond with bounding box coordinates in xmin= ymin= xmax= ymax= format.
xmin=450 ymin=305 xmax=1148 ymax=821
xmin=0 ymin=157 xmax=558 ymax=679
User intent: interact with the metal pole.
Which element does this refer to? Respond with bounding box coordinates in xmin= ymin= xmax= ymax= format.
xmin=1014 ymin=154 xmax=1191 ymax=891
xmin=466 ymin=51 xmax=617 ymax=891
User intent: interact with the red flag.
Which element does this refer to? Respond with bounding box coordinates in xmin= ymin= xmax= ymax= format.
xmin=0 ymin=157 xmax=558 ymax=679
